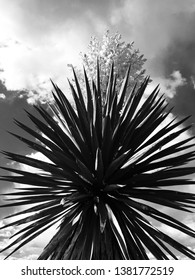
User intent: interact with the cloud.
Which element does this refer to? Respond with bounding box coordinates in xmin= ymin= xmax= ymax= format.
xmin=157 ymin=26 xmax=195 ymax=131
xmin=0 ymin=0 xmax=195 ymax=108
xmin=16 ymin=151 xmax=51 ymax=173
xmin=0 ymin=37 xmax=81 ymax=104
xmin=0 ymin=93 xmax=6 ymax=99
xmin=114 ymin=0 xmax=195 ymax=59
xmin=0 ymin=0 xmax=125 ymax=104
xmin=116 ymin=0 xmax=195 ymax=131
xmin=146 ymin=71 xmax=186 ymax=100
xmin=161 ymin=71 xmax=187 ymax=98
xmin=109 ymin=0 xmax=195 ymax=125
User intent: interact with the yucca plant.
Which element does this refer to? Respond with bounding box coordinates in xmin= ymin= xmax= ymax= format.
xmin=1 ymin=62 xmax=195 ymax=260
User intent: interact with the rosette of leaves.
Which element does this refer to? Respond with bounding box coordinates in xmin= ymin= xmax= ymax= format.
xmin=1 ymin=63 xmax=195 ymax=260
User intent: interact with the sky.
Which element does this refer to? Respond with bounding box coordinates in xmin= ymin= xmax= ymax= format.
xmin=0 ymin=0 xmax=195 ymax=259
